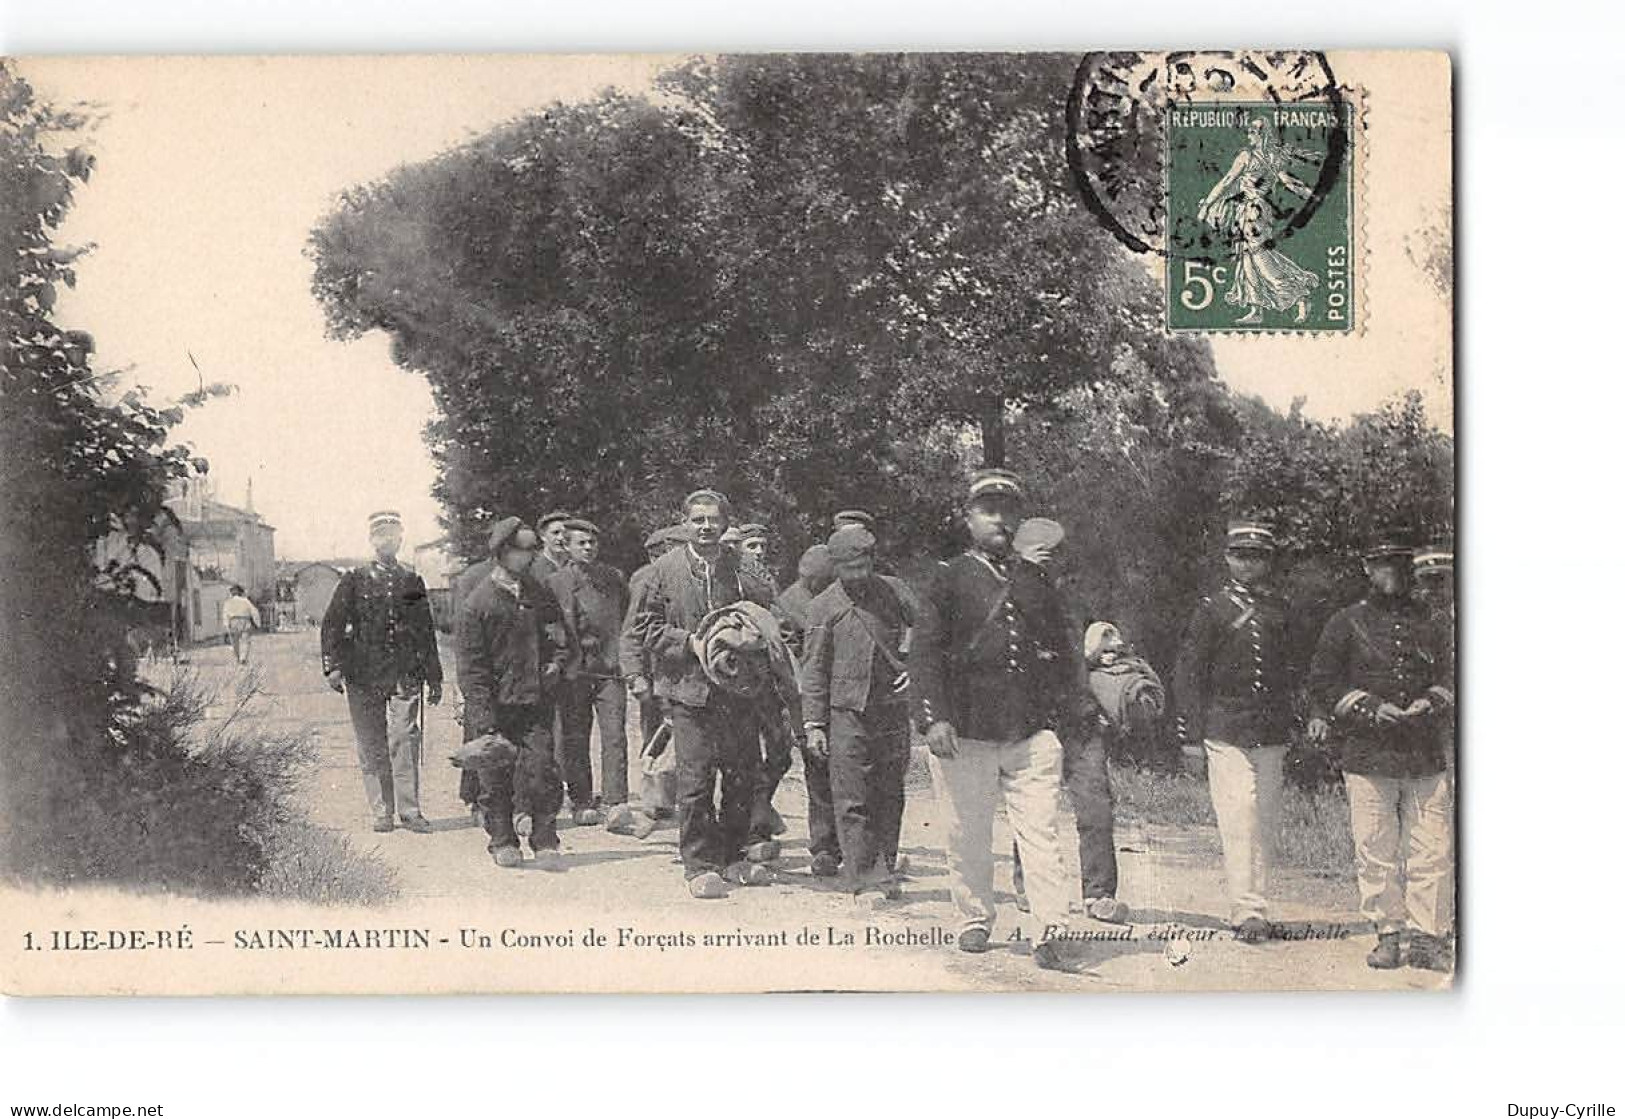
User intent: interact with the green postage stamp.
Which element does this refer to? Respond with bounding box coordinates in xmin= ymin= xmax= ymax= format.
xmin=1166 ymin=101 xmax=1355 ymax=333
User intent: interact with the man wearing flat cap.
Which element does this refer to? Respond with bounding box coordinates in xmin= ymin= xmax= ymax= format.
xmin=800 ymin=525 xmax=917 ymax=899
xmin=909 ymin=469 xmax=1092 ymax=971
xmin=1172 ymin=518 xmax=1299 ymax=943
xmin=452 ymin=507 xmax=573 ymax=822
xmin=832 ymin=509 xmax=876 ymax=533
xmin=456 ymin=517 xmax=569 ymax=869
xmin=548 ymin=517 xmax=633 ymax=830
xmin=321 ymin=510 xmax=443 ymax=834
xmin=534 ymin=509 xmax=574 ymax=580
xmin=625 ymin=488 xmax=784 ymax=898
xmin=1309 ymin=533 xmax=1455 ymax=972
xmin=774 ymin=544 xmax=840 ymax=875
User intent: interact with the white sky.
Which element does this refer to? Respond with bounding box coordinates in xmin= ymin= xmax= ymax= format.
xmin=27 ymin=53 xmax=1449 ymax=560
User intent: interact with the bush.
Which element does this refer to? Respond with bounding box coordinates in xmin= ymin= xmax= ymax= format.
xmin=4 ymin=666 xmax=395 ymax=903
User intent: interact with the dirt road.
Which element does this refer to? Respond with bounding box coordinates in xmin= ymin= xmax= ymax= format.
xmin=210 ymin=629 xmax=1447 ymax=993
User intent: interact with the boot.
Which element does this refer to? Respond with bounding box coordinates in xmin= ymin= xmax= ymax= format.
xmin=1366 ymin=931 xmax=1403 ymax=969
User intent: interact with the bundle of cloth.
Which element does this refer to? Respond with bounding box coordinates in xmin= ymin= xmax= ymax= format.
xmin=1083 ymin=621 xmax=1166 ymax=735
xmin=449 ymin=731 xmax=519 ymax=771
xmin=694 ymin=601 xmax=804 ymax=729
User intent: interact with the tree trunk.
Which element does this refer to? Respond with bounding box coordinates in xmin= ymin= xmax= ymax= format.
xmin=979 ymin=399 xmax=1006 ymax=467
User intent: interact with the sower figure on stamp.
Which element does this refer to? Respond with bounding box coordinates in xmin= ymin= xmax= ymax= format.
xmin=910 ymin=470 xmax=1092 ymax=972
xmin=622 ymin=524 xmax=688 ymax=828
xmin=549 ymin=518 xmax=635 ymax=832
xmin=1308 ymin=533 xmax=1455 ymax=972
xmin=1172 ymin=519 xmax=1297 ymax=943
xmin=625 ymin=489 xmax=783 ymax=899
xmin=737 ymin=522 xmax=794 ymax=843
xmin=773 ymin=543 xmax=839 ymax=877
xmin=456 ymin=517 xmax=569 ymax=870
xmin=1008 ymin=517 xmax=1137 ymax=925
xmin=321 ymin=510 xmax=443 ymax=834
xmin=800 ymin=526 xmax=915 ymax=903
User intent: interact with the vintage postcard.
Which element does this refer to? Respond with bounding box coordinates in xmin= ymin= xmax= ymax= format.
xmin=0 ymin=50 xmax=1453 ymax=995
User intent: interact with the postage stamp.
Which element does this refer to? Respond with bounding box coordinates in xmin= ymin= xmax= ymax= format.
xmin=1165 ymin=101 xmax=1355 ymax=333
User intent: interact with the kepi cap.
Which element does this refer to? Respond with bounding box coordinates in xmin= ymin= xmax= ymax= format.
xmin=831 ymin=509 xmax=876 ymax=530
xmin=1225 ymin=518 xmax=1277 ymax=553
xmin=536 ymin=509 xmax=573 ymax=530
xmin=966 ymin=468 xmax=1024 ymax=503
xmin=368 ymin=510 xmax=403 ymax=534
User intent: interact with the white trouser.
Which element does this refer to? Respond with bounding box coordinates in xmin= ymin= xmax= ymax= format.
xmin=1343 ymin=770 xmax=1454 ymax=938
xmin=928 ymin=729 xmax=1071 ymax=940
xmin=1204 ymin=740 xmax=1287 ymax=924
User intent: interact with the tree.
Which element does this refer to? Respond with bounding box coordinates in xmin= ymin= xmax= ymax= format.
xmin=308 ymin=55 xmax=1217 ymax=576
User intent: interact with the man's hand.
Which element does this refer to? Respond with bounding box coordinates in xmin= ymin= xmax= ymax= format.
xmin=426 ymin=682 xmax=443 ymax=706
xmin=804 ymin=726 xmax=828 ymax=759
xmin=1307 ymin=717 xmax=1330 ymax=745
xmin=628 ymin=674 xmax=650 ymax=699
xmin=324 ymin=669 xmax=345 ymax=694
xmin=925 ymin=720 xmax=958 ymax=759
xmin=1375 ymin=702 xmax=1406 ymax=726
xmin=1403 ymin=698 xmax=1434 ymax=719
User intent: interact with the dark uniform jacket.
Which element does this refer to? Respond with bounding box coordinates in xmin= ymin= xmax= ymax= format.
xmin=1172 ymin=580 xmax=1295 ymax=748
xmin=1308 ymin=593 xmax=1454 ymax=778
xmin=548 ymin=561 xmax=628 ymax=679
xmin=909 ymin=550 xmax=1091 ymax=743
xmin=799 ymin=576 xmax=915 ymax=726
xmin=455 ymin=569 xmax=567 ymax=737
xmin=624 ymin=545 xmax=776 ymax=709
xmin=320 ymin=559 xmax=442 ymax=691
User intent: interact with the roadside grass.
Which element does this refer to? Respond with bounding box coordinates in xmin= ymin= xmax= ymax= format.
xmin=1112 ymin=762 xmax=1355 ymax=878
xmin=112 ymin=664 xmax=400 ymax=904
xmin=260 ymin=821 xmax=399 ymax=906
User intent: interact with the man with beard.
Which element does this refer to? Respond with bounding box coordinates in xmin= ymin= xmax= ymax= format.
xmin=322 ymin=510 xmax=443 ymax=834
xmin=1172 ymin=519 xmax=1297 ymax=943
xmin=625 ymin=490 xmax=783 ymax=898
xmin=799 ymin=526 xmax=915 ymax=901
xmin=910 ymin=470 xmax=1089 ymax=971
xmin=1309 ymin=534 xmax=1455 ymax=971
xmin=456 ymin=517 xmax=568 ymax=869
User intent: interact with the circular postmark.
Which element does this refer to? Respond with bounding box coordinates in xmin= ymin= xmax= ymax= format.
xmin=1066 ymin=50 xmax=1347 ymax=261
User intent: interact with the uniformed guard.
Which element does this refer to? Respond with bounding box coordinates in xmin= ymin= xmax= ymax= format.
xmin=1308 ymin=533 xmax=1455 ymax=971
xmin=1413 ymin=544 xmax=1454 ymax=623
xmin=456 ymin=517 xmax=569 ymax=869
xmin=321 ymin=510 xmax=443 ymax=833
xmin=548 ymin=517 xmax=632 ymax=829
xmin=773 ymin=545 xmax=840 ymax=875
xmin=1006 ymin=516 xmax=1128 ymax=924
xmin=1171 ymin=518 xmax=1297 ymax=942
xmin=800 ymin=526 xmax=915 ymax=901
xmin=909 ymin=469 xmax=1091 ymax=971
